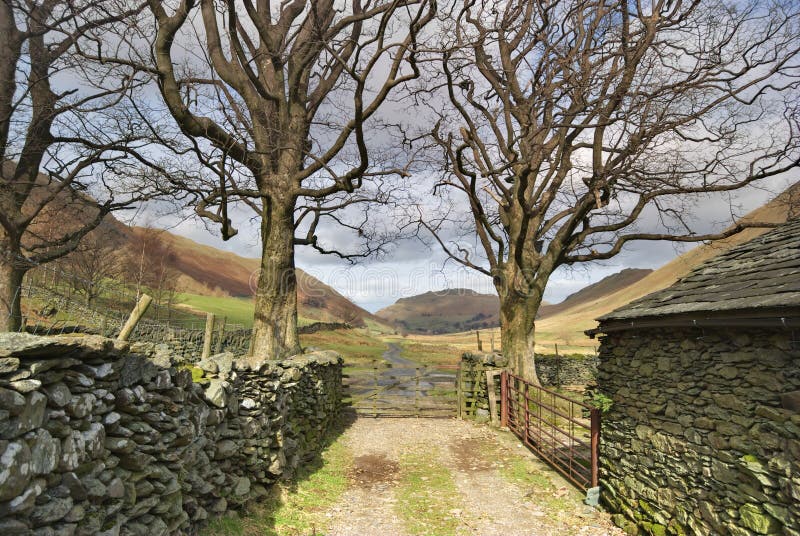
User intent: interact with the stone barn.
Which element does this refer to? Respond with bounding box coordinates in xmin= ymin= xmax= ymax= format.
xmin=590 ymin=219 xmax=800 ymax=536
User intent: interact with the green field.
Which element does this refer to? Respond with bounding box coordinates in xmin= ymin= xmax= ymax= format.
xmin=300 ymin=329 xmax=388 ymax=367
xmin=177 ymin=293 xmax=316 ymax=328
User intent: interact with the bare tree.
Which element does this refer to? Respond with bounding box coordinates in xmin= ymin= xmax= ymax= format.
xmin=113 ymin=0 xmax=436 ymax=358
xmin=0 ymin=0 xmax=168 ymax=331
xmin=124 ymin=226 xmax=180 ymax=317
xmin=419 ymin=0 xmax=800 ymax=382
xmin=63 ymin=229 xmax=123 ymax=305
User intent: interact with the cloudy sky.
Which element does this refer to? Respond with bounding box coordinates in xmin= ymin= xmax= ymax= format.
xmin=146 ymin=169 xmax=799 ymax=314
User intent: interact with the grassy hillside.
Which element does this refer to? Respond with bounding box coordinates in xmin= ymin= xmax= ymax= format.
xmin=537 ymin=268 xmax=652 ymax=319
xmin=126 ymin=227 xmax=384 ymax=328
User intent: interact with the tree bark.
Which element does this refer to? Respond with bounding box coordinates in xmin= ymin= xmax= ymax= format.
xmin=0 ymin=255 xmax=25 ymax=332
xmin=499 ymin=292 xmax=542 ymax=386
xmin=249 ymin=197 xmax=301 ymax=359
xmin=496 ymin=261 xmax=546 ymax=385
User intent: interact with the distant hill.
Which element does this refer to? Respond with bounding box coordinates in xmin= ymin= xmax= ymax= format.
xmin=376 ymin=268 xmax=654 ymax=334
xmin=376 ymin=289 xmax=502 ymax=334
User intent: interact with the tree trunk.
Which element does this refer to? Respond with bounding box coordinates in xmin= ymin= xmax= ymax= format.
xmin=0 ymin=256 xmax=25 ymax=332
xmin=249 ymin=199 xmax=301 ymax=359
xmin=498 ymin=287 xmax=543 ymax=385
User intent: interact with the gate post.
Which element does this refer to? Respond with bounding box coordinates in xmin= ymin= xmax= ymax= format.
xmin=372 ymin=359 xmax=378 ymax=417
xmin=415 ymin=367 xmax=420 ymax=418
xmin=457 ymin=361 xmax=463 ymax=419
xmin=500 ymin=370 xmax=509 ymax=427
xmin=590 ymin=408 xmax=601 ymax=488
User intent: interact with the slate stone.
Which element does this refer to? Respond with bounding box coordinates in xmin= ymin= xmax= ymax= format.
xmin=30 ymin=496 xmax=72 ymax=526
xmin=106 ymin=478 xmax=124 ymax=499
xmin=0 ymin=358 xmax=20 ymax=374
xmin=55 ymin=473 xmax=85 ymax=503
xmin=0 ymin=333 xmax=66 ymax=358
xmin=0 ymin=441 xmax=32 ymax=501
xmin=233 ymin=476 xmax=250 ymax=496
xmin=0 ymin=336 xmax=344 ymax=535
xmin=781 ymin=390 xmax=800 ymax=412
xmin=28 ymin=429 xmax=61 ymax=475
xmin=58 ymin=433 xmax=85 ymax=472
xmin=104 ymin=437 xmax=134 ymax=454
xmin=203 ymin=379 xmax=228 ymax=408
xmin=0 ymin=387 xmax=26 ymax=414
xmin=0 ymin=518 xmax=30 ymax=535
xmin=23 ymin=392 xmax=48 ymax=430
xmin=65 ymin=394 xmax=95 ymax=419
xmin=42 ymin=383 xmax=71 ymax=408
xmin=9 ymin=379 xmax=42 ymax=394
xmin=119 ymin=356 xmax=158 ymax=388
xmin=739 ymin=503 xmax=780 ymax=534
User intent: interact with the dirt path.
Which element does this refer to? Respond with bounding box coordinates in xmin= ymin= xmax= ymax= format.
xmin=323 ymin=418 xmax=623 ymax=536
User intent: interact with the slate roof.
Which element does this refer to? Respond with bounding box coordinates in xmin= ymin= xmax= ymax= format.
xmin=599 ymin=218 xmax=800 ymax=322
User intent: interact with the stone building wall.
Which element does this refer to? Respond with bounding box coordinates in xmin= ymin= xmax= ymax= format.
xmin=0 ymin=333 xmax=343 ymax=535
xmin=598 ymin=327 xmax=799 ymax=535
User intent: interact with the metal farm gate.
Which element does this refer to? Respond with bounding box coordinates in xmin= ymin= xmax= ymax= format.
xmin=501 ymin=371 xmax=600 ymax=490
xmin=343 ymin=345 xmax=457 ymax=418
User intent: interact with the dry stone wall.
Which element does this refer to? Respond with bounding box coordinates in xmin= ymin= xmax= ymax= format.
xmin=0 ymin=333 xmax=342 ymax=535
xmin=461 ymin=351 xmax=598 ymax=386
xmin=459 ymin=352 xmax=598 ymax=420
xmin=598 ymin=327 xmax=799 ymax=535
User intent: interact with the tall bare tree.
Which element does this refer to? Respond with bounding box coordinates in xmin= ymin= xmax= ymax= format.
xmin=419 ymin=0 xmax=800 ymax=382
xmin=63 ymin=229 xmax=124 ymax=305
xmin=122 ymin=0 xmax=436 ymax=358
xmin=0 ymin=0 xmax=167 ymax=331
xmin=124 ymin=226 xmax=180 ymax=316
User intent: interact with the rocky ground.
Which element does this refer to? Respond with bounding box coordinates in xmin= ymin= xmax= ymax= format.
xmin=319 ymin=417 xmax=624 ymax=536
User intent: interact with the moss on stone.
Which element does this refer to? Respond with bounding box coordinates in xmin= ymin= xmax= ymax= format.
xmin=739 ymin=503 xmax=780 ymax=535
xmin=179 ymin=365 xmax=208 ymax=384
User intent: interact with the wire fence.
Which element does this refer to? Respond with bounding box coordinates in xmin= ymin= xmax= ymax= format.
xmin=3 ymin=254 xmax=251 ymax=361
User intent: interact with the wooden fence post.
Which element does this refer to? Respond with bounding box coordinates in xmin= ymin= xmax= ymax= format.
xmin=214 ymin=316 xmax=227 ymax=353
xmin=415 ymin=367 xmax=421 ymax=418
xmin=486 ymin=370 xmax=500 ymax=425
xmin=500 ymin=371 xmax=509 ymax=428
xmin=372 ymin=359 xmax=378 ymax=417
xmin=591 ymin=408 xmax=601 ymax=488
xmin=201 ymin=312 xmax=215 ymax=360
xmin=554 ymin=343 xmax=561 ymax=387
xmin=457 ymin=362 xmax=463 ymax=419
xmin=117 ymin=294 xmax=152 ymax=342
xmin=475 ymin=330 xmax=483 ymax=351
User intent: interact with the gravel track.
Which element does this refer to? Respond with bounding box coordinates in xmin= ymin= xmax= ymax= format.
xmin=322 ymin=417 xmax=624 ymax=536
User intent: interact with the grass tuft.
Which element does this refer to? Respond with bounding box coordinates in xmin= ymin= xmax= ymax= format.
xmin=395 ymin=450 xmax=462 ymax=536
